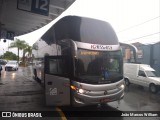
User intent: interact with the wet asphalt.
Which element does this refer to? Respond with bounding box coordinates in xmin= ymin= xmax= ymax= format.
xmin=0 ymin=65 xmax=159 ymax=120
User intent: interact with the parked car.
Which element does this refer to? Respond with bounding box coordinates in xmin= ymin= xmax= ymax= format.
xmin=5 ymin=61 xmax=19 ymax=71
xmin=124 ymin=63 xmax=160 ymax=93
xmin=0 ymin=59 xmax=7 ymax=65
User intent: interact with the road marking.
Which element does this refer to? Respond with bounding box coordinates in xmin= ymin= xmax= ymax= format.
xmin=56 ymin=107 xmax=67 ymax=120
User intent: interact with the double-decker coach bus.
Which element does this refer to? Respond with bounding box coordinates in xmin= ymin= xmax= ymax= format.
xmin=32 ymin=16 xmax=136 ymax=107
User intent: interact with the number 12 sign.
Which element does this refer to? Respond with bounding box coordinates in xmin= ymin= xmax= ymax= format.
xmin=17 ymin=0 xmax=50 ymax=16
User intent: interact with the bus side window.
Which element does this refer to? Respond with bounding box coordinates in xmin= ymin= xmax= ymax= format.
xmin=48 ymin=58 xmax=69 ymax=77
xmin=49 ymin=59 xmax=58 ymax=74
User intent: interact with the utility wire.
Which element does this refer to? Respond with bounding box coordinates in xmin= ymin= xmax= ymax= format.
xmin=117 ymin=16 xmax=160 ymax=33
xmin=123 ymin=32 xmax=160 ymax=42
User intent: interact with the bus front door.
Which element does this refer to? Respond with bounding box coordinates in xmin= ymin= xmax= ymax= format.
xmin=44 ymin=56 xmax=71 ymax=106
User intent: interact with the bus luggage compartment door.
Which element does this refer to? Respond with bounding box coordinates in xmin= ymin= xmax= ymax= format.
xmin=45 ymin=74 xmax=70 ymax=106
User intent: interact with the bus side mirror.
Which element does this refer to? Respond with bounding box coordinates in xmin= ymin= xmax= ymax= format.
xmin=3 ymin=39 xmax=6 ymax=42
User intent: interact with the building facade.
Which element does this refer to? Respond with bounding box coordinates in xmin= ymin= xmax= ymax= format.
xmin=123 ymin=42 xmax=160 ymax=74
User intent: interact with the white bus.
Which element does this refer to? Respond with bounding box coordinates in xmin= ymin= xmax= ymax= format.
xmin=32 ymin=16 xmax=136 ymax=107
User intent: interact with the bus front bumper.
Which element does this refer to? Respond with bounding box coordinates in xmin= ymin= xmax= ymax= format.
xmin=72 ymin=88 xmax=124 ymax=107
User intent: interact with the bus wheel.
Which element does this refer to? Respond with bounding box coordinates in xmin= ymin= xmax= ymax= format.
xmin=149 ymin=84 xmax=157 ymax=93
xmin=125 ymin=78 xmax=130 ymax=86
xmin=34 ymin=69 xmax=37 ymax=80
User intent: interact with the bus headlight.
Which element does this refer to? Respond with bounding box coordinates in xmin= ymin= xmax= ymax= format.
xmin=77 ymin=88 xmax=90 ymax=94
xmin=119 ymin=84 xmax=125 ymax=89
xmin=78 ymin=89 xmax=85 ymax=94
xmin=71 ymin=85 xmax=89 ymax=94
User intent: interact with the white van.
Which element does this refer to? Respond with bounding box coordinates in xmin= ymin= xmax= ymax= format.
xmin=124 ymin=63 xmax=160 ymax=93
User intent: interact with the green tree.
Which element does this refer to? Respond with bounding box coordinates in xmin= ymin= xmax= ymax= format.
xmin=22 ymin=43 xmax=28 ymax=64
xmin=22 ymin=44 xmax=32 ymax=66
xmin=0 ymin=55 xmax=3 ymax=59
xmin=24 ymin=45 xmax=32 ymax=58
xmin=9 ymin=39 xmax=27 ymax=62
xmin=3 ymin=51 xmax=18 ymax=60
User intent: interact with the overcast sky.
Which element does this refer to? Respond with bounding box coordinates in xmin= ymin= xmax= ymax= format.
xmin=0 ymin=0 xmax=160 ymax=56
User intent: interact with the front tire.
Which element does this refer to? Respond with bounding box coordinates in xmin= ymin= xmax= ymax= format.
xmin=149 ymin=84 xmax=157 ymax=93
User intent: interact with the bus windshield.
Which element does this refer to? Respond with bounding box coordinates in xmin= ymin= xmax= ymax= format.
xmin=75 ymin=49 xmax=123 ymax=84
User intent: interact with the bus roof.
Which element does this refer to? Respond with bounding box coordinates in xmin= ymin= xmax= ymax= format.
xmin=42 ymin=16 xmax=119 ymax=45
